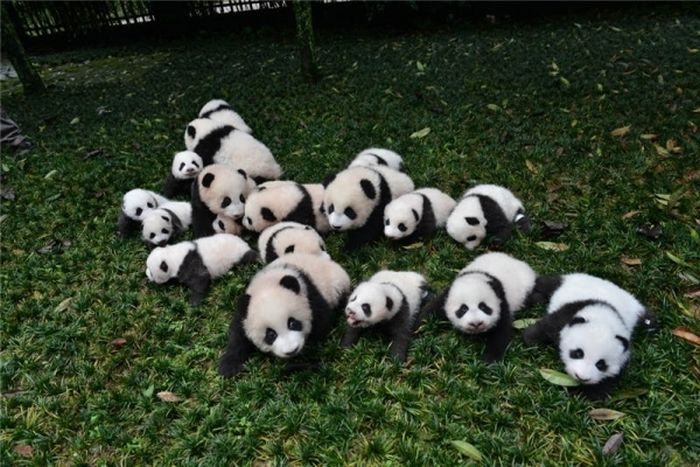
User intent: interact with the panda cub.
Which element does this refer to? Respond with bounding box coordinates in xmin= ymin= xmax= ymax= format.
xmin=146 ymin=233 xmax=257 ymax=305
xmin=323 ymin=166 xmax=415 ymax=250
xmin=163 ymin=151 xmax=203 ymax=198
xmin=141 ymin=201 xmax=193 ymax=248
xmin=384 ymin=188 xmax=456 ymax=244
xmin=212 ymin=214 xmax=244 ymax=236
xmin=446 ymin=184 xmax=530 ymax=250
xmin=190 ymin=164 xmax=256 ymax=238
xmin=184 ymin=118 xmax=281 ymax=183
xmin=218 ymin=253 xmax=351 ymax=377
xmin=349 ymin=148 xmax=404 ymax=172
xmin=431 ymin=252 xmax=537 ymax=362
xmin=342 ymin=270 xmax=429 ymax=362
xmin=243 ymin=181 xmax=329 ymax=233
xmin=198 ymin=99 xmax=252 ymax=134
xmin=118 ymin=189 xmax=170 ymax=238
xmin=258 ymin=222 xmax=328 ymax=264
xmin=523 ymin=273 xmax=658 ymax=400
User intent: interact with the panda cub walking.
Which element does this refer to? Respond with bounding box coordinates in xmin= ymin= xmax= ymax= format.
xmin=431 ymin=252 xmax=537 ymax=362
xmin=523 ymin=273 xmax=657 ymax=400
xmin=342 ymin=270 xmax=429 ymax=362
xmin=118 ymin=189 xmax=170 ymax=238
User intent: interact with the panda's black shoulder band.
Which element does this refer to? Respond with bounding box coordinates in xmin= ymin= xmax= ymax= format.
xmin=264 ymin=225 xmax=296 ymax=263
xmin=200 ymin=103 xmax=234 ymax=119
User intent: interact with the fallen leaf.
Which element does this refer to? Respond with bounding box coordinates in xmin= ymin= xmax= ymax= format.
xmin=14 ymin=444 xmax=33 ymax=458
xmin=540 ymin=221 xmax=568 ymax=239
xmin=679 ymin=170 xmax=700 ymax=183
xmin=84 ymin=149 xmax=104 ymax=159
xmin=409 ymin=127 xmax=431 ymax=139
xmin=639 ymin=133 xmax=657 ymax=140
xmin=539 ymin=368 xmax=579 ymax=386
xmin=653 ymin=144 xmax=670 ymax=157
xmin=589 ymin=408 xmax=625 ymax=421
xmin=559 ymin=76 xmax=571 ymax=87
xmin=54 ymin=297 xmax=73 ymax=313
xmin=525 ymin=159 xmax=539 ymax=175
xmin=111 ymin=337 xmax=127 ymax=348
xmin=486 ymin=103 xmax=501 ymax=112
xmin=636 ymin=224 xmax=662 ymax=240
xmin=44 ymin=169 xmax=58 ymax=179
xmin=70 ymin=117 xmax=80 ymax=125
xmin=416 ymin=61 xmax=426 ymax=72
xmin=609 ymin=388 xmax=648 ymax=402
xmin=513 ymin=318 xmax=538 ymax=329
xmin=450 ymin=440 xmax=483 ymax=461
xmin=157 ymin=391 xmax=183 ymax=403
xmin=535 ymin=241 xmax=569 ymax=252
xmin=666 ymin=251 xmax=691 ymax=268
xmin=610 ymin=125 xmax=631 ymax=137
xmin=684 ymin=288 xmax=700 ymax=299
xmin=602 ymin=433 xmax=624 ymax=455
xmin=666 ymin=138 xmax=682 ymax=154
xmin=672 ymin=327 xmax=700 ymax=346
xmin=621 ymin=210 xmax=641 ymax=220
xmin=401 ymin=242 xmax=424 ymax=250
xmin=676 ymin=300 xmax=700 ymax=319
xmin=620 ymin=256 xmax=642 ymax=266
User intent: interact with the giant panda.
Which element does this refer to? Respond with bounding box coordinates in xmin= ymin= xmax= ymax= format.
xmin=322 ymin=166 xmax=415 ymax=250
xmin=198 ymin=99 xmax=252 ymax=134
xmin=342 ymin=270 xmax=429 ymax=362
xmin=430 ymin=252 xmax=537 ymax=363
xmin=523 ymin=273 xmax=658 ymax=400
xmin=383 ymin=188 xmax=456 ymax=244
xmin=146 ymin=233 xmax=257 ymax=305
xmin=184 ymin=118 xmax=281 ymax=183
xmin=141 ymin=201 xmax=193 ymax=248
xmin=118 ymin=189 xmax=170 ymax=239
xmin=190 ymin=164 xmax=256 ymax=238
xmin=258 ymin=222 xmax=328 ymax=264
xmin=349 ymin=148 xmax=404 ymax=172
xmin=243 ymin=181 xmax=329 ymax=233
xmin=212 ymin=213 xmax=244 ymax=236
xmin=446 ymin=184 xmax=530 ymax=250
xmin=162 ymin=151 xmax=203 ymax=198
xmin=218 ymin=253 xmax=351 ymax=377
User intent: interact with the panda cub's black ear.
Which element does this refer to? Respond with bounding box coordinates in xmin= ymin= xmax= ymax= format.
xmin=569 ymin=316 xmax=586 ymax=326
xmin=202 ymin=173 xmax=215 ymax=188
xmin=280 ymin=275 xmax=301 ymax=294
xmin=360 ymin=179 xmax=376 ymax=199
xmin=261 ymin=208 xmax=277 ymax=222
xmin=237 ymin=169 xmax=247 ymax=179
xmin=322 ymin=174 xmax=336 ymax=188
xmin=187 ymin=125 xmax=196 ymax=138
xmin=615 ymin=335 xmax=629 ymax=351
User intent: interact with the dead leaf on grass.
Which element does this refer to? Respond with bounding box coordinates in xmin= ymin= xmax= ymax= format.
xmin=111 ymin=337 xmax=127 ymax=348
xmin=621 ymin=210 xmax=641 ymax=220
xmin=602 ymin=433 xmax=624 ymax=455
xmin=620 ymin=256 xmax=642 ymax=266
xmin=14 ymin=444 xmax=33 ymax=458
xmin=672 ymin=327 xmax=700 ymax=346
xmin=610 ymin=125 xmax=631 ymax=137
xmin=640 ymin=133 xmax=657 ymax=140
xmin=525 ymin=159 xmax=539 ymax=175
xmin=535 ymin=241 xmax=569 ymax=252
xmin=589 ymin=408 xmax=625 ymax=421
xmin=157 ymin=391 xmax=183 ymax=403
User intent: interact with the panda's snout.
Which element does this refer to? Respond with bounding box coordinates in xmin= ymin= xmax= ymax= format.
xmin=331 ymin=224 xmax=343 ymax=230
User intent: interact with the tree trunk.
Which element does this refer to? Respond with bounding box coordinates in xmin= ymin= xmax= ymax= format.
xmin=292 ymin=1 xmax=319 ymax=83
xmin=1 ymin=4 xmax=46 ymax=94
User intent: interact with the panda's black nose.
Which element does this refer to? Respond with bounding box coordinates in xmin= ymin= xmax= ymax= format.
xmin=331 ymin=224 xmax=342 ymax=230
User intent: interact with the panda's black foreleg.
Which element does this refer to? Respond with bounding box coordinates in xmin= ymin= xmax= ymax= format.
xmin=514 ymin=212 xmax=531 ymax=233
xmin=162 ymin=175 xmax=189 ymax=198
xmin=340 ymin=326 xmax=363 ymax=348
xmin=423 ymin=289 xmax=448 ymax=321
xmin=488 ymin=223 xmax=515 ymax=248
xmin=187 ymin=275 xmax=211 ymax=306
xmin=117 ymin=211 xmax=139 ymax=239
xmin=388 ymin=326 xmax=412 ymax=363
xmin=219 ymin=319 xmax=255 ymax=378
xmin=482 ymin=313 xmax=513 ymax=363
xmin=570 ymin=374 xmax=622 ymax=400
xmin=522 ymin=319 xmax=552 ymax=346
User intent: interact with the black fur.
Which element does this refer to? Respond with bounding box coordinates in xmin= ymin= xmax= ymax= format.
xmin=117 ymin=211 xmax=139 ymax=238
xmin=528 ymin=275 xmax=563 ymax=306
xmin=322 ymin=174 xmax=336 ymax=188
xmin=344 ymin=172 xmax=392 ymax=251
xmin=284 ymin=184 xmax=315 ymax=227
xmin=192 ymin=125 xmax=235 ymax=166
xmin=240 ymin=249 xmax=260 ymax=264
xmin=514 ymin=207 xmax=532 ymax=232
xmin=199 ymin=102 xmax=234 ymax=119
xmin=368 ymin=153 xmax=388 ymax=166
xmin=263 ymin=225 xmax=295 ymax=263
xmin=398 ymin=194 xmax=437 ymax=245
xmin=162 ymin=208 xmax=184 ymax=236
xmin=522 ymin=299 xmax=612 ymax=346
xmin=570 ymin=372 xmax=625 ymax=400
xmin=176 ymin=247 xmax=211 ymax=306
xmin=190 ymin=177 xmax=216 ymax=239
xmin=471 ymin=194 xmax=515 ymax=246
xmin=162 ymin=174 xmax=193 ymax=198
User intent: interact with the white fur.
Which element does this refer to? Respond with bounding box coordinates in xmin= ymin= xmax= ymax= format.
xmin=171 ymin=151 xmax=203 ymax=180
xmin=198 ymin=99 xmax=252 ymax=134
xmin=444 ymin=252 xmax=536 ymax=334
xmin=243 ymin=182 xmax=328 ymax=233
xmin=550 ymin=274 xmax=646 ymax=384
xmin=258 ymin=222 xmax=328 ymax=263
xmin=446 ymin=184 xmax=524 ymax=250
xmin=184 ymin=118 xmax=281 ymax=181
xmin=212 ymin=214 xmax=244 ymax=235
xmin=304 ymin=183 xmax=330 ymax=233
xmin=197 ymin=164 xmax=256 ymax=219
xmin=243 ymin=253 xmax=350 ymax=358
xmin=384 ymin=188 xmax=456 ymax=239
xmin=346 ymin=270 xmax=427 ymax=328
xmin=141 ymin=201 xmax=192 ymax=247
xmin=349 ymin=148 xmax=404 ymax=172
xmin=323 ymin=166 xmax=414 ymax=231
xmin=145 ymin=241 xmax=194 ymax=283
xmin=122 ymin=189 xmax=169 ymax=221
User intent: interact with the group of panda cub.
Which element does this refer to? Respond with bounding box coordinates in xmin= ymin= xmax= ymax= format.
xmin=118 ymin=99 xmax=657 ymax=400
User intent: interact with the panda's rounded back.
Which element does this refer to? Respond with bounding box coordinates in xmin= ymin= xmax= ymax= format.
xmin=193 ymin=233 xmax=253 ymax=278
xmin=244 ymin=183 xmax=305 ymax=232
xmin=269 ymin=253 xmax=350 ymax=308
xmin=212 ymin=131 xmax=282 ymax=181
xmin=303 ymin=183 xmax=330 ymax=233
xmin=271 ymin=224 xmax=326 ymax=260
xmin=414 ymin=187 xmax=457 ymax=226
xmin=464 ymin=184 xmax=524 ymax=221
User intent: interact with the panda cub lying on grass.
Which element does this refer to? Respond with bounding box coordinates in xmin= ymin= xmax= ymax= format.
xmin=145 ymin=233 xmax=257 ymax=306
xmin=383 ymin=188 xmax=456 ymax=244
xmin=197 ymin=99 xmax=252 ymax=134
xmin=341 ymin=270 xmax=429 ymax=362
xmin=117 ymin=189 xmax=170 ymax=239
xmin=257 ymin=222 xmax=328 ymax=264
xmin=162 ymin=151 xmax=203 ymax=198
xmin=523 ymin=273 xmax=658 ymax=400
xmin=141 ymin=201 xmax=192 ymax=248
xmin=243 ymin=181 xmax=329 ymax=233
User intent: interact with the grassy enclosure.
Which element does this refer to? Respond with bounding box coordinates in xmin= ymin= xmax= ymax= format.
xmin=1 ymin=5 xmax=699 ymax=465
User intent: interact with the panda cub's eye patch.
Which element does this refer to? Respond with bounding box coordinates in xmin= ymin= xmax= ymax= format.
xmin=162 ymin=229 xmax=169 ymax=234
xmin=384 ymin=219 xmax=390 ymax=226
xmin=179 ymin=162 xmax=185 ymax=171
xmin=136 ymin=208 xmax=143 ymax=216
xmin=149 ymin=233 xmax=156 ymax=239
xmin=398 ymin=223 xmax=407 ymax=232
xmin=192 ymin=161 xmax=199 ymax=168
xmin=218 ymin=221 xmax=225 ymax=230
xmin=596 ymin=359 xmax=608 ymax=372
xmin=328 ymin=204 xmax=335 ymax=214
xmin=456 ymin=304 xmax=468 ymax=318
xmin=361 ymin=303 xmax=371 ymax=316
xmin=264 ymin=328 xmax=277 ymax=345
xmin=344 ymin=207 xmax=357 ymax=219
xmin=466 ymin=235 xmax=478 ymax=242
xmin=288 ymin=317 xmax=302 ymax=331
xmin=285 ymin=245 xmax=295 ymax=254
xmin=221 ymin=197 xmax=232 ymax=208
xmin=465 ymin=217 xmax=479 ymax=225
xmin=147 ymin=202 xmax=154 ymax=208
xmin=569 ymin=348 xmax=584 ymax=359
xmin=478 ymin=302 xmax=492 ymax=315
xmin=160 ymin=261 xmax=168 ymax=272
xmin=239 ymin=194 xmax=246 ymax=203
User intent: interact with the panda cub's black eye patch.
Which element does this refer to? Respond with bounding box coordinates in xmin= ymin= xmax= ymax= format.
xmin=179 ymin=162 xmax=185 ymax=171
xmin=466 ymin=235 xmax=477 ymax=242
xmin=384 ymin=219 xmax=390 ymax=226
xmin=192 ymin=161 xmax=200 ymax=168
xmin=162 ymin=229 xmax=169 ymax=234
xmin=478 ymin=302 xmax=492 ymax=315
xmin=456 ymin=304 xmax=468 ymax=318
xmin=398 ymin=223 xmax=407 ymax=232
xmin=221 ymin=197 xmax=232 ymax=208
xmin=147 ymin=202 xmax=154 ymax=208
xmin=569 ymin=348 xmax=584 ymax=359
xmin=239 ymin=194 xmax=245 ymax=203
xmin=465 ymin=217 xmax=480 ymax=225
xmin=328 ymin=204 xmax=335 ymax=214
xmin=362 ymin=303 xmax=371 ymax=316
xmin=596 ymin=359 xmax=608 ymax=372
xmin=285 ymin=245 xmax=295 ymax=254
xmin=344 ymin=207 xmax=356 ymax=219
xmin=160 ymin=261 xmax=168 ymax=272
xmin=136 ymin=207 xmax=143 ymax=216
xmin=288 ymin=317 xmax=302 ymax=331
xmin=218 ymin=220 xmax=225 ymax=230
xmin=264 ymin=328 xmax=277 ymax=345
xmin=150 ymin=233 xmax=156 ymax=239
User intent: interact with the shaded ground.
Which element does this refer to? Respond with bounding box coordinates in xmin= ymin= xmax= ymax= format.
xmin=1 ymin=5 xmax=699 ymax=464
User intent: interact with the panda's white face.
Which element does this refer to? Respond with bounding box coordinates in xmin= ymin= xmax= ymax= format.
xmin=172 ymin=151 xmax=202 ymax=180
xmin=142 ymin=209 xmax=175 ymax=247
xmin=559 ymin=308 xmax=630 ymax=384
xmin=212 ymin=214 xmax=243 ymax=235
xmin=446 ymin=197 xmax=486 ymax=250
xmin=444 ymin=274 xmax=502 ymax=334
xmin=274 ymin=227 xmax=328 ymax=259
xmin=198 ymin=166 xmax=253 ymax=219
xmin=123 ymin=189 xmax=159 ymax=221
xmin=145 ymin=247 xmax=175 ymax=283
xmin=384 ymin=197 xmax=420 ymax=239
xmin=345 ymin=282 xmax=395 ymax=328
xmin=323 ymin=169 xmax=379 ymax=231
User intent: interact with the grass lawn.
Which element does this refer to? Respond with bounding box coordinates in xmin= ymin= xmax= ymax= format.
xmin=1 ymin=5 xmax=699 ymax=465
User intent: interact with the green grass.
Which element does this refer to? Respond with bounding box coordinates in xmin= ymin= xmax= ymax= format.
xmin=2 ymin=6 xmax=700 ymax=465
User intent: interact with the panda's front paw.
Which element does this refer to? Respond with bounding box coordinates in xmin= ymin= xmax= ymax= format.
xmin=218 ymin=360 xmax=244 ymax=378
xmin=522 ymin=326 xmax=539 ymax=345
